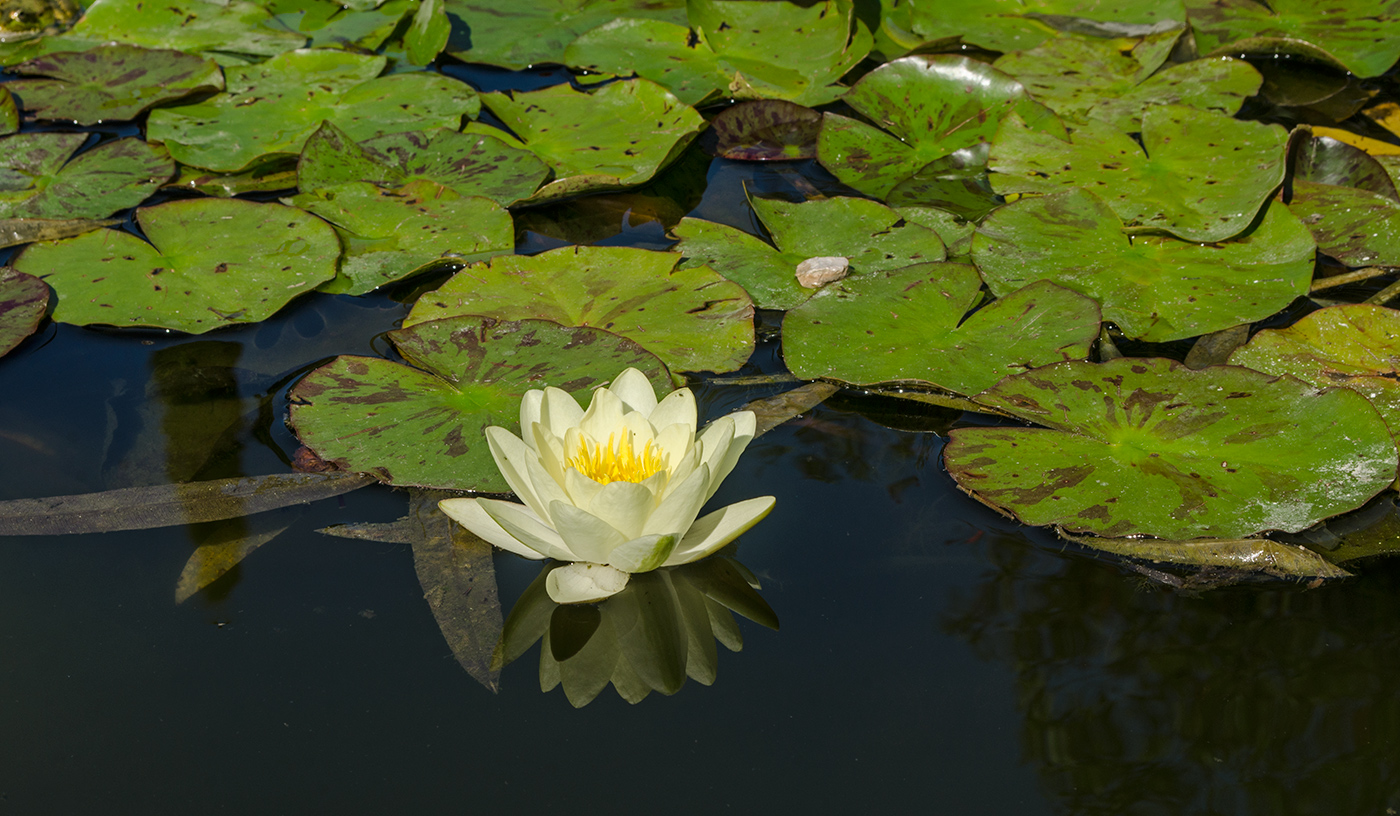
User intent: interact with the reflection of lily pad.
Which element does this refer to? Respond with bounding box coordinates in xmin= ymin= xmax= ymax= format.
xmin=0 ymin=133 xmax=173 ymax=220
xmin=1288 ymin=181 xmax=1400 ymax=268
xmin=290 ymin=179 xmax=514 ymax=295
xmin=443 ymin=0 xmax=686 ymax=70
xmin=708 ymin=100 xmax=821 ymax=161
xmin=784 ymin=264 xmax=1101 ymax=396
xmin=405 ymin=245 xmax=754 ymax=374
xmin=288 ymin=316 xmax=671 ymax=491
xmin=673 ymin=195 xmax=946 ymax=310
xmin=15 ymin=198 xmax=339 ymax=333
xmin=147 ymin=50 xmax=479 ymax=173
xmin=1185 ymin=0 xmax=1400 ymax=78
xmin=989 ymin=105 xmax=1288 ymax=242
xmin=972 ymin=189 xmax=1314 ymax=342
xmin=0 ymin=267 xmax=47 ymax=358
xmin=944 ymin=357 xmax=1398 ymax=540
xmin=7 ymin=45 xmax=223 ymax=125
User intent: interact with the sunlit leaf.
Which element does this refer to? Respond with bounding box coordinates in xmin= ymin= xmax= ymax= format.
xmin=7 ymin=45 xmax=223 ymax=125
xmin=0 ymin=133 xmax=173 ymax=220
xmin=443 ymin=0 xmax=686 ymax=70
xmin=1186 ymin=0 xmax=1400 ymax=78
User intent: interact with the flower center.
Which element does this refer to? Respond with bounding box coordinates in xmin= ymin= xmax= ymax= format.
xmin=568 ymin=433 xmax=668 ymax=485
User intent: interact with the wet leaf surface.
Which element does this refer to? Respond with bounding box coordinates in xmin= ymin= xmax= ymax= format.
xmin=879 ymin=0 xmax=1185 ymax=54
xmin=8 ymin=45 xmax=223 ymax=124
xmin=443 ymin=0 xmax=687 ymax=70
xmin=67 ymin=0 xmax=308 ymax=58
xmin=1185 ymin=0 xmax=1400 ymax=78
xmin=0 ymin=266 xmax=47 ymax=358
xmin=1288 ymin=181 xmax=1400 ymax=268
xmin=264 ymin=0 xmax=414 ymax=51
xmin=0 ymin=133 xmax=173 ymax=219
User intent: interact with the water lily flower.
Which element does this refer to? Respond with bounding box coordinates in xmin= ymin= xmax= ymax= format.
xmin=440 ymin=368 xmax=775 ymax=604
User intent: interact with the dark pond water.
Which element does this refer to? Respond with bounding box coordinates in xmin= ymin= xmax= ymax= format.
xmin=1 ymin=67 xmax=1399 ymax=816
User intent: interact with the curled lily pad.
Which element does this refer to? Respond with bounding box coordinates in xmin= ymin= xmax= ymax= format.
xmin=443 ymin=0 xmax=687 ymax=70
xmin=989 ymin=105 xmax=1289 ymax=242
xmin=972 ymin=189 xmax=1314 ymax=343
xmin=1295 ymin=134 xmax=1400 ymax=199
xmin=288 ymin=316 xmax=672 ymax=491
xmin=1185 ymin=0 xmax=1400 ymax=78
xmin=7 ymin=45 xmax=223 ymax=125
xmin=708 ymin=100 xmax=821 ymax=161
xmin=147 ymin=50 xmax=479 ymax=173
xmin=67 ymin=0 xmax=308 ymax=58
xmin=784 ymin=264 xmax=1101 ymax=396
xmin=1288 ymin=180 xmax=1400 ymax=267
xmin=14 ymin=198 xmax=339 ymax=333
xmin=405 ymin=245 xmax=755 ymax=374
xmin=943 ymin=357 xmax=1399 ymax=540
xmin=0 ymin=267 xmax=47 ymax=357
xmin=0 ymin=133 xmax=174 ymax=220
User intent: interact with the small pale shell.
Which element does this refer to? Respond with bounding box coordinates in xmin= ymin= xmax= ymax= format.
xmin=795 ymin=255 xmax=849 ymax=288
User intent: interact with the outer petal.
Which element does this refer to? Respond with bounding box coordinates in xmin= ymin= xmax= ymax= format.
xmin=607 ymin=533 xmax=678 ymax=573
xmin=519 ymin=389 xmax=544 ymax=449
xmin=608 ymin=367 xmax=658 ymax=415
xmin=648 ymin=387 xmax=697 ymax=433
xmin=539 ymin=386 xmax=584 ymax=440
xmin=694 ymin=416 xmax=735 ymax=496
xmin=658 ymin=443 xmax=701 ymax=502
xmin=532 ymin=423 xmax=569 ymax=487
xmin=642 ymin=463 xmax=709 ymax=537
xmin=546 ymin=562 xmax=629 ymax=604
xmin=483 ymin=426 xmax=549 ymax=520
xmin=588 ymin=479 xmax=658 ymax=541
xmin=439 ymin=497 xmax=549 ymax=560
xmin=476 ymin=497 xmax=577 ymax=561
xmin=548 ymin=500 xmax=628 ymax=563
xmin=664 ymin=496 xmax=776 ymax=566
xmin=698 ymin=410 xmax=756 ymax=500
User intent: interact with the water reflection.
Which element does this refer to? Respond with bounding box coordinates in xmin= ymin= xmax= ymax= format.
xmin=497 ymin=556 xmax=777 ymax=707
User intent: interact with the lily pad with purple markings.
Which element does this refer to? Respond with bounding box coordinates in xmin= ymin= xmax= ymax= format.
xmin=443 ymin=0 xmax=687 ymax=70
xmin=1288 ymin=181 xmax=1400 ymax=268
xmin=264 ymin=0 xmax=415 ymax=51
xmin=66 ymin=0 xmax=308 ymax=58
xmin=0 ymin=267 xmax=47 ymax=357
xmin=943 ymin=357 xmax=1398 ymax=540
xmin=1185 ymin=0 xmax=1400 ymax=78
xmin=288 ymin=316 xmax=671 ymax=491
xmin=708 ymin=100 xmax=820 ymax=161
xmin=0 ymin=133 xmax=173 ymax=220
xmin=7 ymin=45 xmax=223 ymax=125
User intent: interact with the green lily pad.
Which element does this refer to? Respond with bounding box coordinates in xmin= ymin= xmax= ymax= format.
xmin=14 ymin=198 xmax=339 ymax=333
xmin=564 ymin=0 xmax=870 ymax=107
xmin=0 ymin=87 xmax=16 ymax=135
xmin=993 ymin=32 xmax=1260 ymax=131
xmin=168 ymin=157 xmax=299 ymax=198
xmin=443 ymin=0 xmax=686 ymax=70
xmin=290 ymin=179 xmax=514 ymax=295
xmin=878 ymin=0 xmax=1185 ymax=54
xmin=1229 ymin=304 xmax=1400 ymax=438
xmin=784 ymin=264 xmax=1101 ymax=396
xmin=405 ymin=0 xmax=450 ymax=65
xmin=1295 ymin=134 xmax=1400 ymax=199
xmin=297 ymin=122 xmax=548 ymax=207
xmin=475 ymin=79 xmax=704 ymax=203
xmin=943 ymin=357 xmax=1399 ymax=540
xmin=288 ymin=315 xmax=672 ymax=491
xmin=0 ymin=267 xmax=47 ymax=358
xmin=897 ymin=205 xmax=976 ymax=259
xmin=707 ymin=100 xmax=821 ymax=161
xmin=66 ymin=0 xmax=308 ymax=59
xmin=405 ymin=245 xmax=755 ymax=374
xmin=147 ymin=50 xmax=479 ymax=173
xmin=989 ymin=105 xmax=1288 ymax=242
xmin=264 ymin=0 xmax=415 ymax=51
xmin=1288 ymin=180 xmax=1400 ymax=268
xmin=816 ymin=55 xmax=1062 ymax=202
xmin=0 ymin=133 xmax=174 ymax=220
xmin=672 ymin=195 xmax=946 ymax=310
xmin=7 ymin=45 xmax=223 ymax=125
xmin=1185 ymin=0 xmax=1400 ymax=78
xmin=972 ymin=189 xmax=1314 ymax=343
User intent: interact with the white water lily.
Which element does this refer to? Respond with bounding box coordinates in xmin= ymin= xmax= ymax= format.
xmin=440 ymin=368 xmax=775 ymax=604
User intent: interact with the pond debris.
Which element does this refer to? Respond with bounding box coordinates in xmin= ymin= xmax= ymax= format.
xmin=795 ymin=255 xmax=850 ymax=288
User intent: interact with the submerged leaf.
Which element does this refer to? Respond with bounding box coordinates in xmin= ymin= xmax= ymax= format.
xmin=709 ymin=100 xmax=821 ymax=161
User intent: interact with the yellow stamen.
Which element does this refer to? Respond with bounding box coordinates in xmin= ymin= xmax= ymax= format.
xmin=567 ymin=433 xmax=668 ymax=485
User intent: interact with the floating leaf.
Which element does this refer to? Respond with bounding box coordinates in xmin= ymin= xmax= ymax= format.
xmin=405 ymin=245 xmax=755 ymax=374
xmin=0 ymin=267 xmax=47 ymax=358
xmin=406 ymin=0 xmax=450 ymax=65
xmin=943 ymin=357 xmax=1398 ymax=540
xmin=1294 ymin=134 xmax=1400 ymax=199
xmin=972 ymin=189 xmax=1314 ymax=342
xmin=1065 ymin=531 xmax=1350 ymax=578
xmin=0 ymin=133 xmax=173 ymax=220
xmin=708 ymin=100 xmax=821 ymax=161
xmin=167 ymin=157 xmax=299 ymax=198
xmin=785 ymin=264 xmax=1101 ymax=396
xmin=1185 ymin=0 xmax=1400 ymax=78
xmin=288 ymin=315 xmax=672 ymax=491
xmin=147 ymin=50 xmax=479 ymax=173
xmin=879 ymin=0 xmax=1185 ymax=54
xmin=7 ymin=45 xmax=223 ymax=125
xmin=443 ymin=0 xmax=686 ymax=70
xmin=67 ymin=0 xmax=308 ymax=58
xmin=1288 ymin=180 xmax=1400 ymax=268
xmin=264 ymin=0 xmax=415 ymax=51
xmin=16 ymin=198 xmax=340 ymax=333
xmin=0 ymin=87 xmax=15 ymax=134
xmin=989 ymin=105 xmax=1289 ymax=242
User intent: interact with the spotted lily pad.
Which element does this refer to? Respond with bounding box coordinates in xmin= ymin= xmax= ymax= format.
xmin=7 ymin=45 xmax=223 ymax=125
xmin=1295 ymin=134 xmax=1400 ymax=199
xmin=944 ymin=357 xmax=1398 ymax=540
xmin=989 ymin=105 xmax=1288 ymax=242
xmin=878 ymin=0 xmax=1185 ymax=54
xmin=265 ymin=0 xmax=416 ymax=51
xmin=672 ymin=195 xmax=946 ymax=310
xmin=147 ymin=50 xmax=479 ymax=173
xmin=67 ymin=0 xmax=308 ymax=58
xmin=443 ymin=0 xmax=685 ymax=69
xmin=816 ymin=55 xmax=1063 ymax=202
xmin=0 ymin=133 xmax=173 ymax=220
xmin=972 ymin=189 xmax=1314 ymax=343
xmin=0 ymin=267 xmax=47 ymax=357
xmin=784 ymin=264 xmax=1100 ymax=396
xmin=290 ymin=179 xmax=514 ymax=295
xmin=708 ymin=100 xmax=820 ymax=161
xmin=1288 ymin=181 xmax=1400 ymax=268
xmin=405 ymin=245 xmax=754 ymax=374
xmin=1185 ymin=0 xmax=1400 ymax=78
xmin=288 ymin=316 xmax=671 ymax=491
xmin=14 ymin=198 xmax=339 ymax=333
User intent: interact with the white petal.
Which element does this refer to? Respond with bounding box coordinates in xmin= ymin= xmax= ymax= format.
xmin=483 ymin=426 xmax=548 ymax=519
xmin=563 ymin=467 xmax=605 ymax=507
xmin=546 ymin=563 xmax=629 ymax=604
xmin=589 ymin=480 xmax=658 ymax=541
xmin=622 ymin=409 xmax=658 ymax=448
xmin=532 ymin=423 xmax=568 ymax=487
xmin=521 ymin=451 xmax=573 ymax=525
xmin=699 ymin=410 xmax=756 ymax=500
xmin=439 ymin=498 xmax=549 ymax=560
xmin=665 ymin=496 xmax=776 ymax=566
xmin=579 ymin=387 xmax=625 ymax=442
xmin=659 ymin=444 xmax=701 ymax=502
xmin=695 ymin=416 xmax=735 ymax=496
xmin=607 ymin=534 xmax=677 ymax=573
xmin=654 ymin=422 xmax=693 ymax=467
xmin=608 ymin=367 xmax=658 ymax=415
xmin=539 ymin=386 xmax=584 ymax=440
xmin=548 ymin=500 xmax=627 ymax=563
xmin=649 ymin=387 xmax=696 ymax=433
xmin=476 ymin=498 xmax=576 ymax=561
xmin=519 ymin=389 xmax=544 ymax=447
xmin=643 ymin=463 xmax=709 ymax=538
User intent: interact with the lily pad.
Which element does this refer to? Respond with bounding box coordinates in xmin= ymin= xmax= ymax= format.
xmin=0 ymin=267 xmax=47 ymax=357
xmin=1185 ymin=0 xmax=1400 ymax=78
xmin=404 ymin=245 xmax=755 ymax=374
xmin=264 ymin=0 xmax=416 ymax=51
xmin=0 ymin=133 xmax=173 ymax=220
xmin=67 ymin=0 xmax=308 ymax=59
xmin=784 ymin=264 xmax=1101 ymax=396
xmin=475 ymin=79 xmax=704 ymax=202
xmin=0 ymin=87 xmax=16 ymax=135
xmin=168 ymin=157 xmax=299 ymax=198
xmin=7 ymin=45 xmax=223 ymax=125
xmin=1288 ymin=180 xmax=1400 ymax=268
xmin=943 ymin=357 xmax=1399 ymax=540
xmin=1295 ymin=134 xmax=1400 ymax=199
xmin=147 ymin=50 xmax=479 ymax=173
xmin=707 ymin=100 xmax=821 ymax=161
xmin=878 ymin=0 xmax=1185 ymax=54
xmin=288 ymin=315 xmax=671 ymax=491
xmin=14 ymin=198 xmax=339 ymax=333
xmin=405 ymin=0 xmax=450 ymax=65
xmin=297 ymin=122 xmax=548 ymax=207
xmin=972 ymin=189 xmax=1314 ymax=342
xmin=989 ymin=105 xmax=1289 ymax=242
xmin=443 ymin=0 xmax=686 ymax=70
xmin=290 ymin=179 xmax=514 ymax=295
xmin=1229 ymin=304 xmax=1400 ymax=438
xmin=816 ymin=55 xmax=1062 ymax=201
xmin=563 ymin=0 xmax=870 ymax=107
xmin=672 ymin=195 xmax=946 ymax=310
